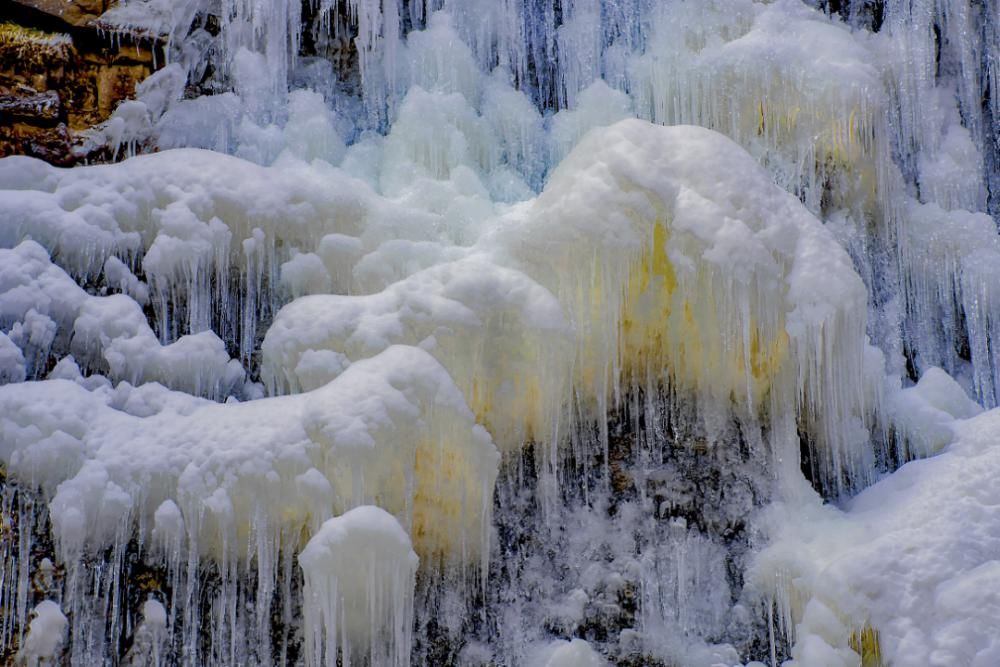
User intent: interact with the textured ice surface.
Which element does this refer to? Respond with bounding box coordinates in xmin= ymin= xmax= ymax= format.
xmin=0 ymin=241 xmax=247 ymax=398
xmin=264 ymin=121 xmax=872 ymax=487
xmin=899 ymin=200 xmax=1000 ymax=407
xmin=0 ymin=346 xmax=496 ymax=663
xmin=0 ymin=345 xmax=497 ymax=560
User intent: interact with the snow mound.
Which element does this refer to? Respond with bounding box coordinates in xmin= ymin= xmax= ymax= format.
xmin=752 ymin=407 xmax=1000 ymax=667
xmin=887 ymin=366 xmax=982 ymax=458
xmin=530 ymin=638 xmax=606 ymax=667
xmin=262 ymin=255 xmax=572 ymax=450
xmin=628 ymin=0 xmax=888 ymax=214
xmin=19 ymin=600 xmax=67 ymax=666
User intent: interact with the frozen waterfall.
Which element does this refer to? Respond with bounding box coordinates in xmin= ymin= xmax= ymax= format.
xmin=2 ymin=0 xmax=1000 ymax=665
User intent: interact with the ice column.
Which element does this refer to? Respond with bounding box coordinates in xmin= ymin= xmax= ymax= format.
xmin=300 ymin=506 xmax=418 ymax=667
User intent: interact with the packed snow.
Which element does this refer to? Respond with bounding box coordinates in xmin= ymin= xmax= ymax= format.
xmin=18 ymin=600 xmax=67 ymax=666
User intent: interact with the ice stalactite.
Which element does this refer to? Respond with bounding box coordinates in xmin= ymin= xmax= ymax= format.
xmin=0 ymin=241 xmax=247 ymax=398
xmin=0 ymin=346 xmax=497 ymax=665
xmin=0 ymin=148 xmax=385 ymax=373
xmin=300 ymin=507 xmax=418 ymax=667
xmin=898 ymin=201 xmax=1000 ymax=407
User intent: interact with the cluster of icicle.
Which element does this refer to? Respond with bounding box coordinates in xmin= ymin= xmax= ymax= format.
xmin=0 ymin=114 xmax=871 ymax=665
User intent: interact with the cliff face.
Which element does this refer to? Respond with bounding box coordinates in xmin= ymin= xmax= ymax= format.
xmin=0 ymin=1 xmax=160 ymax=164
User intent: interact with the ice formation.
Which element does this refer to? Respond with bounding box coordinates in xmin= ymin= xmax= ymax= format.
xmin=300 ymin=506 xmax=418 ymax=667
xmin=263 ymin=120 xmax=871 ymax=487
xmin=753 ymin=403 xmax=1000 ymax=666
xmin=2 ymin=0 xmax=1000 ymax=665
xmin=18 ymin=600 xmax=67 ymax=666
xmin=0 ymin=240 xmax=247 ymax=398
xmin=0 ymin=346 xmax=496 ymax=664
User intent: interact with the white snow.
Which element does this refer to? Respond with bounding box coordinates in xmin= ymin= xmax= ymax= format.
xmin=530 ymin=638 xmax=606 ymax=667
xmin=0 ymin=331 xmax=26 ymax=384
xmin=752 ymin=406 xmax=1000 ymax=667
xmin=0 ymin=345 xmax=497 ymax=562
xmin=887 ymin=366 xmax=982 ymax=458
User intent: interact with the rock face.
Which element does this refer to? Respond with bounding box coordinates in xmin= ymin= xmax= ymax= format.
xmin=10 ymin=0 xmax=113 ymax=29
xmin=0 ymin=2 xmax=160 ymax=164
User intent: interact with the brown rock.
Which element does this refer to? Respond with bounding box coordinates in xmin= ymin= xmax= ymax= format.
xmin=0 ymin=89 xmax=61 ymax=124
xmin=95 ymin=63 xmax=149 ymax=117
xmin=0 ymin=16 xmax=159 ymax=164
xmin=9 ymin=0 xmax=113 ymax=29
xmin=0 ymin=121 xmax=76 ymax=166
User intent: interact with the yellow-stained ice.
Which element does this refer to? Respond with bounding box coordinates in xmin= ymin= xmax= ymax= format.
xmin=264 ymin=120 xmax=871 ymax=488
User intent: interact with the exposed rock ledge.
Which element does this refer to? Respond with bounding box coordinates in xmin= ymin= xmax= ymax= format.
xmin=0 ymin=1 xmax=162 ymax=165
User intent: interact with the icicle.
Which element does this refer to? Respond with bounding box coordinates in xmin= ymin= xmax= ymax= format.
xmin=300 ymin=506 xmax=418 ymax=667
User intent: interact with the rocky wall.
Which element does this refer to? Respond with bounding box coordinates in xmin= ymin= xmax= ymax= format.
xmin=0 ymin=1 xmax=161 ymax=165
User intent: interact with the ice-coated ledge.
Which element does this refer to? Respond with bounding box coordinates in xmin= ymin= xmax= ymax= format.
xmin=0 ymin=344 xmax=498 ymax=565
